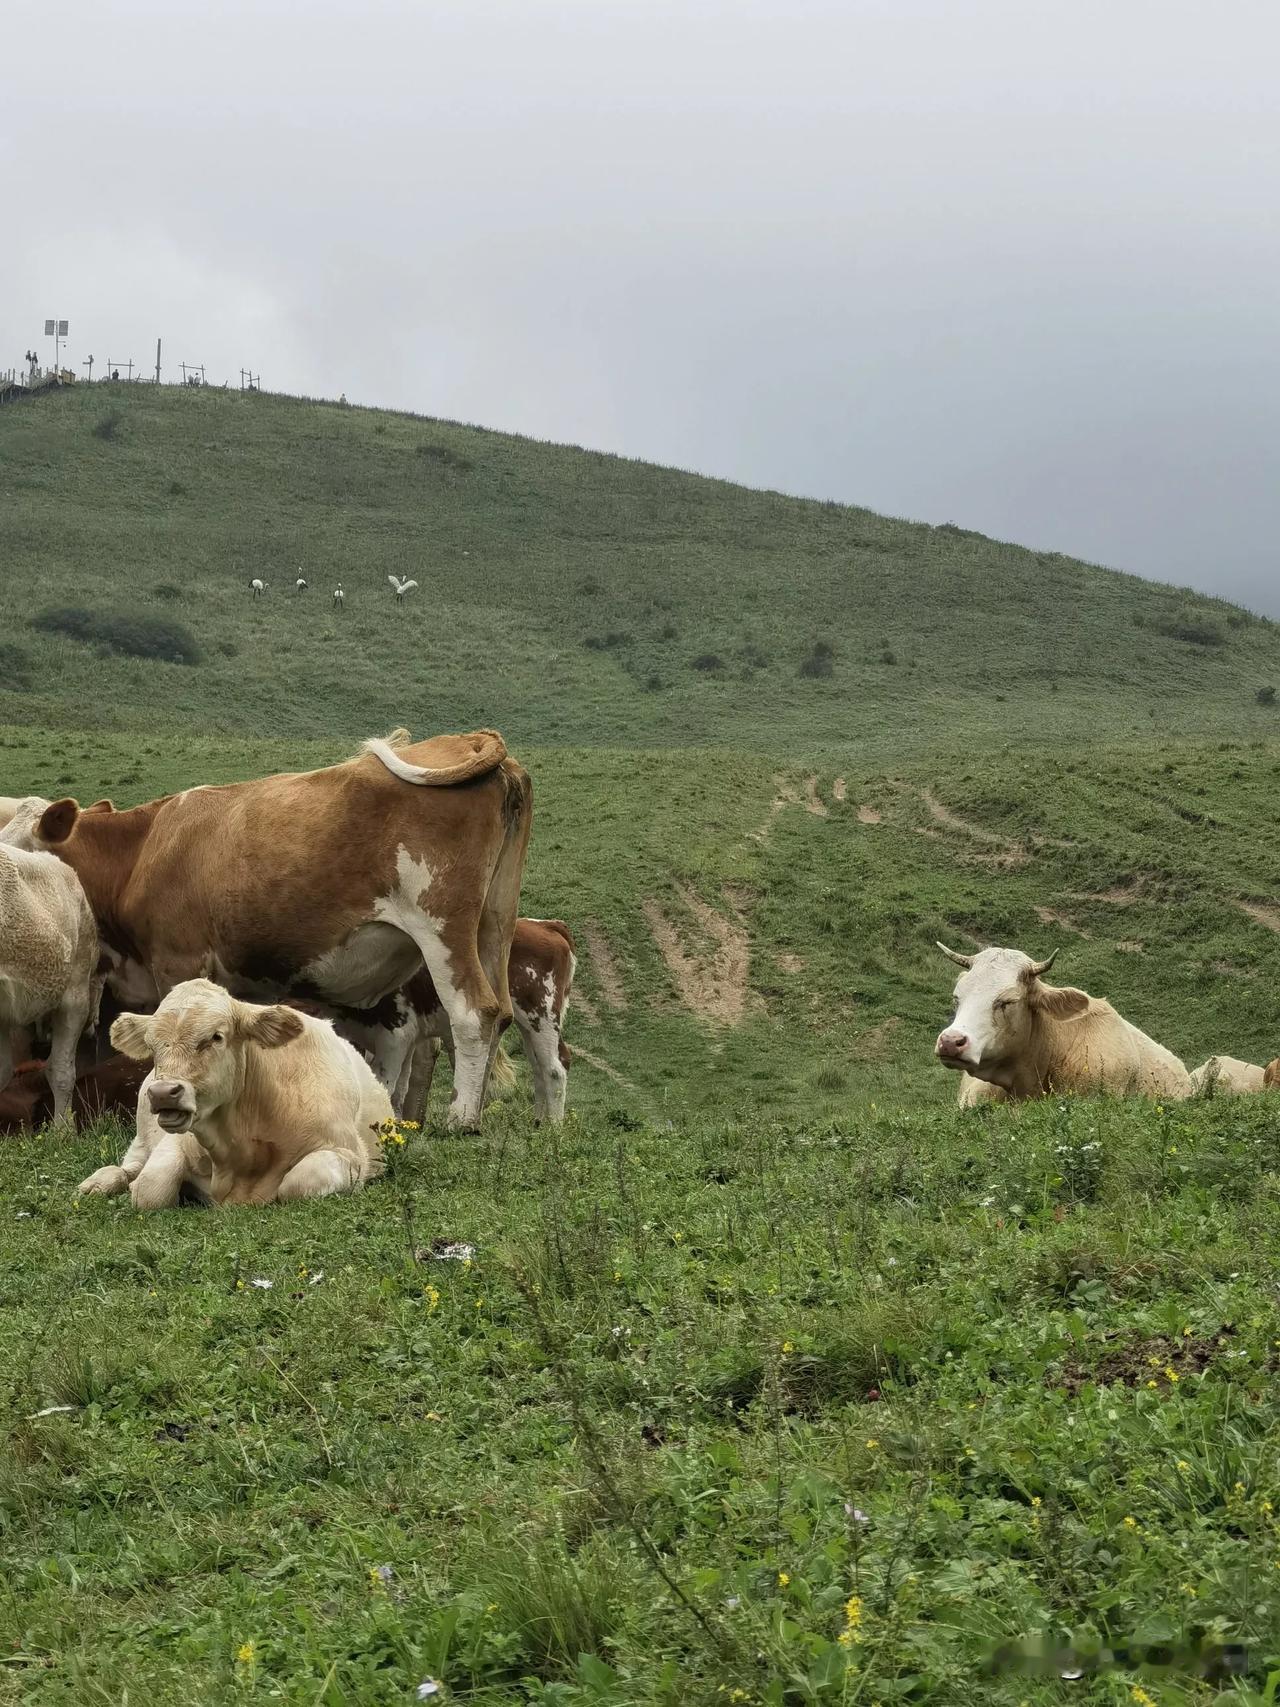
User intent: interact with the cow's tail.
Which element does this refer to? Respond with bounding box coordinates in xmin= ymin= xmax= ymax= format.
xmin=489 ymin=1047 xmax=518 ymax=1094
xmin=362 ymin=728 xmax=508 ymax=786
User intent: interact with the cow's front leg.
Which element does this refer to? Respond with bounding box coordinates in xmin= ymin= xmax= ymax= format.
xmin=131 ymin=1132 xmax=202 ymax=1210
xmin=276 ymin=1142 xmax=366 ymax=1201
xmin=402 ymin=1032 xmax=441 ymax=1125
xmin=0 ymin=1030 xmax=13 ymax=1101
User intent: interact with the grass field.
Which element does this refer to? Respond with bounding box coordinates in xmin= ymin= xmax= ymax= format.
xmin=2 ymin=385 xmax=1280 ymax=1702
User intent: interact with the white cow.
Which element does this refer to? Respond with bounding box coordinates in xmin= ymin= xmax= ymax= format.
xmin=0 ymin=825 xmax=100 ymax=1124
xmin=935 ymin=944 xmax=1192 ymax=1102
xmin=1189 ymin=1055 xmax=1266 ymax=1096
xmin=80 ymin=979 xmax=391 ymax=1208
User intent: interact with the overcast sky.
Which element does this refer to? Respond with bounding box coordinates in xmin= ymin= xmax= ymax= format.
xmin=6 ymin=0 xmax=1278 ymax=612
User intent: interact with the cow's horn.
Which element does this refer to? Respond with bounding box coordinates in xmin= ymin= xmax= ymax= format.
xmin=935 ymin=942 xmax=973 ymax=969
xmin=1028 ymin=949 xmax=1059 ymax=978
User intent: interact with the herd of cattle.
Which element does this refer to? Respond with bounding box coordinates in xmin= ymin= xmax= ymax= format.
xmin=1 ymin=726 xmax=1277 ymax=1212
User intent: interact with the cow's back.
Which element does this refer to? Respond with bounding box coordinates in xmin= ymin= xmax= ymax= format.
xmin=0 ymin=846 xmax=95 ymax=1023
xmin=1042 ymin=999 xmax=1191 ymax=1099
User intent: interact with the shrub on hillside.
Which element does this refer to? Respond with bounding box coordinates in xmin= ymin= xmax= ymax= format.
xmin=31 ymin=607 xmax=202 ymax=666
xmin=1157 ymin=614 xmax=1226 ymax=647
xmin=91 ymin=411 xmax=123 ymax=441
xmin=152 ymin=583 xmax=183 ymax=600
xmin=1258 ymin=685 xmax=1277 ymax=707
xmin=799 ymin=639 xmax=835 ymax=678
xmin=691 ymin=653 xmax=725 ymax=673
xmin=0 ymin=641 xmax=31 ymax=690
xmin=416 ymin=442 xmax=473 ymax=473
xmin=583 ymin=631 xmax=631 ymax=651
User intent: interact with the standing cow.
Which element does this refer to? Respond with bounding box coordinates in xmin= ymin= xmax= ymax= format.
xmin=935 ymin=943 xmax=1192 ymax=1102
xmin=0 ymin=831 xmax=101 ymax=1125
xmin=10 ymin=729 xmax=531 ymax=1129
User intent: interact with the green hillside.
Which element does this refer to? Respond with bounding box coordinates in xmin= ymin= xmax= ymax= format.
xmin=2 ymin=384 xmax=1280 ymax=1114
xmin=5 ymin=387 xmax=1280 ymax=1705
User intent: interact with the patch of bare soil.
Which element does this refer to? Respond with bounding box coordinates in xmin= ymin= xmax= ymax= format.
xmin=1115 ymin=940 xmax=1144 ymax=955
xmin=748 ymin=776 xmax=799 ymax=843
xmin=572 ymin=991 xmax=601 ymax=1025
xmin=644 ymin=883 xmax=756 ymax=1026
xmin=776 ymin=952 xmax=806 ymax=974
xmin=802 ymin=775 xmax=828 ymax=818
xmin=1068 ymin=876 xmax=1149 ymax=907
xmin=583 ymin=921 xmax=628 ymax=1010
xmin=1239 ymin=900 xmax=1280 ymax=935
xmin=1055 ymin=1329 xmax=1234 ymax=1397
xmin=857 ymin=805 xmax=882 ymax=825
xmin=1034 ymin=905 xmax=1090 ymax=938
xmin=832 ymin=778 xmax=847 ymax=802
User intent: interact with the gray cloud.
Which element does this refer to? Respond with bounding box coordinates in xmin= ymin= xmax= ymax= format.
xmin=7 ymin=0 xmax=1278 ymax=610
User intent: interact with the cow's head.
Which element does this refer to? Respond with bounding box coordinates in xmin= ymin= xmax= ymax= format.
xmin=934 ymin=944 xmax=1088 ymax=1080
xmin=111 ymin=978 xmax=304 ymax=1131
xmin=0 ymin=795 xmax=55 ymax=848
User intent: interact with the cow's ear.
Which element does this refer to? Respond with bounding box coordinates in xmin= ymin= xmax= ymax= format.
xmin=85 ymin=798 xmax=115 ymax=814
xmin=110 ymin=1013 xmax=153 ymax=1060
xmin=1031 ymin=982 xmax=1089 ymax=1020
xmin=39 ymin=799 xmax=80 ymax=844
xmin=241 ymin=1005 xmax=305 ymax=1049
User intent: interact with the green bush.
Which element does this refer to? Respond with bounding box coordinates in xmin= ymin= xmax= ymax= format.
xmin=31 ymin=607 xmax=202 ymax=666
xmin=799 ymin=639 xmax=835 ymax=678
xmin=0 ymin=641 xmax=31 ymax=689
xmin=1258 ymin=685 xmax=1277 ymax=706
xmin=91 ymin=411 xmax=123 ymax=441
xmin=1157 ymin=614 xmax=1226 ymax=648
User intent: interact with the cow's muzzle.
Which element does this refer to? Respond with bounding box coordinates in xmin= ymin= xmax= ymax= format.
xmin=935 ymin=1029 xmax=973 ymax=1067
xmin=147 ymin=1079 xmax=196 ymax=1130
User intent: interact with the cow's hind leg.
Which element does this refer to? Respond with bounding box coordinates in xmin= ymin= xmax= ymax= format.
xmin=512 ymin=1005 xmax=568 ymax=1124
xmin=46 ymin=994 xmax=90 ymax=1127
xmin=403 ymin=921 xmax=500 ymax=1131
xmin=277 ymin=1145 xmax=365 ymax=1201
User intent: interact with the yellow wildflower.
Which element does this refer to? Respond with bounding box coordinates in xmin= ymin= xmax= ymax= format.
xmin=781 ymin=1341 xmax=794 ymax=1355
xmin=402 ymin=1120 xmax=420 ymax=1130
xmin=1164 ymin=1367 xmax=1179 ymax=1383
xmin=865 ymin=1438 xmax=880 ymax=1450
xmin=1123 ymin=1515 xmax=1137 ymax=1530
xmin=1146 ymin=1379 xmax=1158 ymax=1389
xmin=1182 ymin=1325 xmax=1192 ymax=1337
xmin=236 ymin=1642 xmax=255 ymax=1664
xmin=1182 ymin=1583 xmax=1197 ymax=1596
xmin=613 ymin=1270 xmax=622 ymax=1282
xmin=1130 ymin=1687 xmax=1156 ymax=1707
xmin=425 ymin=1410 xmax=443 ymax=1422
xmin=1030 ymin=1496 xmax=1041 ymax=1508
xmin=486 ymin=1602 xmax=498 ymax=1613
xmin=777 ymin=1571 xmax=790 ymax=1587
xmin=1176 ymin=1460 xmax=1191 ymax=1473
xmin=424 ymin=1284 xmax=440 ymax=1311
xmin=1262 ymin=1499 xmax=1274 ymax=1516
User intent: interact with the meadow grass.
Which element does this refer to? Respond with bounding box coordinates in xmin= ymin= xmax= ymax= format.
xmin=2 ymin=1096 xmax=1279 ymax=1704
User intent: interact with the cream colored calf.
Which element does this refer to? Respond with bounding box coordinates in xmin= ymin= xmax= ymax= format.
xmin=80 ymin=979 xmax=390 ymax=1208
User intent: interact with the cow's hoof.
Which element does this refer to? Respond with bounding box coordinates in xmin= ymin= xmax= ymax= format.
xmin=79 ymin=1165 xmax=129 ymax=1196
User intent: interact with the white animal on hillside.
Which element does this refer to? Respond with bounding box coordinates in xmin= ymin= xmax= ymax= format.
xmin=250 ymin=578 xmax=267 ymax=596
xmin=935 ymin=943 xmax=1192 ymax=1102
xmin=296 ymin=572 xmax=308 ymax=591
xmin=0 ymin=820 xmax=101 ymax=1125
xmin=388 ymin=575 xmax=418 ymax=603
xmin=1189 ymin=1055 xmax=1266 ymax=1096
xmin=333 ymin=583 xmax=345 ymax=608
xmin=80 ymin=979 xmax=391 ymax=1209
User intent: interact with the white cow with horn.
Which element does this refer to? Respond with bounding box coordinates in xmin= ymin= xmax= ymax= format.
xmin=934 ymin=943 xmax=1192 ymax=1104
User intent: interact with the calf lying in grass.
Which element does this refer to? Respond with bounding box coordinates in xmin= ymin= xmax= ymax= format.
xmin=80 ymin=979 xmax=390 ymax=1208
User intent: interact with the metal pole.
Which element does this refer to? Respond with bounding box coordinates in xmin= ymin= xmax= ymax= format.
xmin=155 ymin=338 xmax=161 ymax=384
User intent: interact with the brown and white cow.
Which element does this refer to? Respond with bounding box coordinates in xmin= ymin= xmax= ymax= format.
xmin=338 ymin=918 xmax=576 ymax=1124
xmin=1264 ymin=1058 xmax=1280 ymax=1091
xmin=81 ymin=979 xmax=391 ymax=1208
xmin=935 ymin=943 xmax=1192 ymax=1102
xmin=6 ymin=729 xmax=532 ymax=1130
xmin=1189 ymin=1055 xmax=1267 ymax=1096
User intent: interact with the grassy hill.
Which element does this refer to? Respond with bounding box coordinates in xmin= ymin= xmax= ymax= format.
xmin=2 ymin=384 xmax=1279 ymax=1111
xmin=3 ymin=385 xmax=1280 ymax=1704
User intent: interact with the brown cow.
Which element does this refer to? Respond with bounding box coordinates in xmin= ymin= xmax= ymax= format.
xmin=1265 ymin=1058 xmax=1280 ymax=1090
xmin=0 ymin=1053 xmax=148 ymax=1134
xmin=5 ymin=729 xmax=532 ymax=1129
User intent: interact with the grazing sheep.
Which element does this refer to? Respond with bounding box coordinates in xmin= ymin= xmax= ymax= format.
xmin=250 ymin=578 xmax=267 ymax=597
xmin=388 ymin=574 xmax=418 ymax=603
xmin=296 ymin=570 xmax=308 ymax=591
xmin=333 ymin=583 xmax=345 ymax=609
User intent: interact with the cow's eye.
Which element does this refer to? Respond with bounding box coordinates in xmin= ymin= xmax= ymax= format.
xmin=210 ymin=1032 xmax=224 ymax=1045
